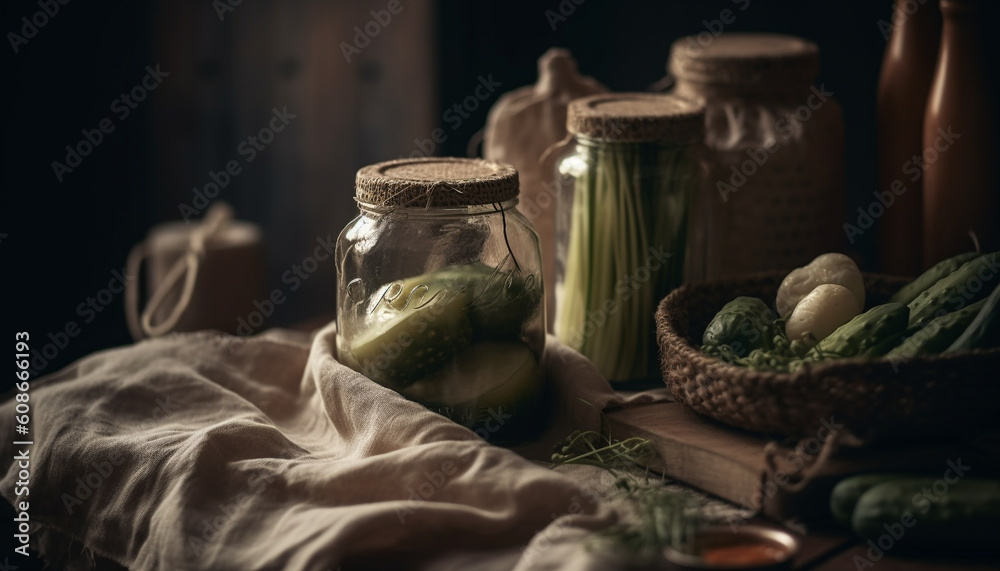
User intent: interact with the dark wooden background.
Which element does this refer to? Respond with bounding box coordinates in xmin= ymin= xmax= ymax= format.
xmin=4 ymin=0 xmax=1000 ymax=388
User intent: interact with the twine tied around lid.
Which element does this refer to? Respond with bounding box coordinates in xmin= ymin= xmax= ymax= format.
xmin=354 ymin=157 xmax=525 ymax=270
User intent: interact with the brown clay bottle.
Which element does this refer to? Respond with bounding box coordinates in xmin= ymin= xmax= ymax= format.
xmin=877 ymin=0 xmax=941 ymax=276
xmin=922 ymin=0 xmax=999 ymax=265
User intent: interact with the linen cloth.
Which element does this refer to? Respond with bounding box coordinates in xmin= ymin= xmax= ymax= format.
xmin=1 ymin=323 xmax=668 ymax=570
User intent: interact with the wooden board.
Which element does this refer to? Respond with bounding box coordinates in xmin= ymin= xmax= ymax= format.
xmin=605 ymin=401 xmax=1000 ymax=522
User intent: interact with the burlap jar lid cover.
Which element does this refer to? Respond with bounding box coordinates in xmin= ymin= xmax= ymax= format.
xmin=566 ymin=93 xmax=705 ymax=144
xmin=355 ymin=158 xmax=519 ymax=209
xmin=669 ymin=32 xmax=820 ymax=87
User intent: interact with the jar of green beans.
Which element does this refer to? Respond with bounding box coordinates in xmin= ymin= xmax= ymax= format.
xmin=554 ymin=93 xmax=705 ymax=384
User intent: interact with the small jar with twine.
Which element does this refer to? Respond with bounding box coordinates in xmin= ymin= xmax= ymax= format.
xmin=336 ymin=157 xmax=546 ymax=444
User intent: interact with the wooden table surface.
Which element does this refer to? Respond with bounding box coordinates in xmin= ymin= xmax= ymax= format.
xmin=605 ymin=402 xmax=1000 ymax=571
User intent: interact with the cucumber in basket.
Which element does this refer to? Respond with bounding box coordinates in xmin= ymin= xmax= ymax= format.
xmin=805 ymin=303 xmax=909 ymax=360
xmin=884 ymin=298 xmax=987 ymax=359
xmin=889 ymin=251 xmax=980 ymax=306
xmin=907 ymin=251 xmax=1000 ymax=328
xmin=946 ymin=281 xmax=1000 ymax=353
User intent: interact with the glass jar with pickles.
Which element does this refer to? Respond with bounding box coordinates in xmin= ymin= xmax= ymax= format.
xmin=336 ymin=158 xmax=546 ymax=444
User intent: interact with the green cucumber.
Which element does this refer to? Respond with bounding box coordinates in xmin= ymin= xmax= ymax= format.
xmin=907 ymin=251 xmax=1000 ymax=328
xmin=351 ymin=281 xmax=473 ymax=387
xmin=399 ymin=263 xmax=540 ymax=342
xmin=852 ymin=478 xmax=1000 ymax=551
xmin=830 ymin=473 xmax=910 ymax=527
xmin=890 ymin=252 xmax=980 ymax=305
xmin=862 ymin=329 xmax=907 ymax=358
xmin=947 ymin=282 xmax=1000 ymax=353
xmin=886 ymin=298 xmax=987 ymax=359
xmin=702 ymin=297 xmax=778 ymax=358
xmin=466 ymin=266 xmax=542 ymax=342
xmin=805 ymin=303 xmax=909 ymax=360
xmin=350 ymin=263 xmax=541 ymax=385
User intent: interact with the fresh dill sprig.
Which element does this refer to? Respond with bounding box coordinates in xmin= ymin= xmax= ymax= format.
xmin=550 ymin=430 xmax=656 ymax=471
xmin=588 ymin=477 xmax=712 ymax=557
xmin=549 ymin=403 xmax=712 ymax=558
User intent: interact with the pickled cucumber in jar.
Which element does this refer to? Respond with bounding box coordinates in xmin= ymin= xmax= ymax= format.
xmin=341 ymin=263 xmax=545 ymax=441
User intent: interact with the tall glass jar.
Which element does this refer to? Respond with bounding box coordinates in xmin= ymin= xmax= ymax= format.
xmin=669 ymin=33 xmax=845 ymax=279
xmin=336 ymin=158 xmax=546 ymax=444
xmin=554 ymin=93 xmax=705 ymax=384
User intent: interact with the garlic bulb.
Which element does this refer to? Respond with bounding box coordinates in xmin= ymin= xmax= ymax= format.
xmin=785 ymin=283 xmax=861 ymax=345
xmin=776 ymin=253 xmax=865 ymax=318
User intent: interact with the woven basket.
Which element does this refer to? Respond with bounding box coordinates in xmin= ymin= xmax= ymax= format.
xmin=656 ymin=272 xmax=1000 ymax=442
